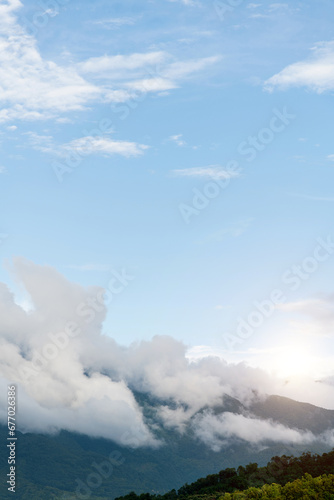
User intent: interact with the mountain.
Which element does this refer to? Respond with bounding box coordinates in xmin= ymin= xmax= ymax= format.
xmin=1 ymin=392 xmax=333 ymax=499
xmin=250 ymin=395 xmax=334 ymax=434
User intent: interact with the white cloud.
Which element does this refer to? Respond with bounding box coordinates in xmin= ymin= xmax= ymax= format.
xmin=169 ymin=134 xmax=187 ymax=147
xmin=277 ymin=296 xmax=334 ymax=336
xmin=0 ymin=0 xmax=22 ymax=20
xmin=205 ymin=218 xmax=254 ymax=240
xmin=63 ymin=136 xmax=149 ymax=158
xmin=124 ymin=77 xmax=177 ymax=93
xmin=0 ymin=2 xmax=100 ymax=123
xmin=186 ymin=345 xmax=228 ymax=359
xmin=327 ymin=154 xmax=334 ymax=161
xmin=168 ymin=0 xmax=199 ymax=6
xmin=0 ymin=260 xmax=279 ymax=441
xmin=287 ymin=192 xmax=334 ymax=202
xmin=1 ymin=260 xmax=333 ymax=446
xmin=25 ymin=132 xmax=149 ymax=159
xmin=43 ymin=7 xmax=59 ymax=18
xmin=192 ymin=411 xmax=325 ymax=452
xmin=24 ymin=132 xmax=55 ymax=154
xmin=163 ymin=56 xmax=221 ymax=80
xmin=268 ymin=3 xmax=289 ymax=11
xmin=78 ymin=52 xmax=168 ymax=77
xmin=249 ymin=13 xmax=269 ymax=19
xmin=264 ymin=41 xmax=334 ymax=93
xmin=93 ymin=17 xmax=136 ymax=29
xmin=0 ymin=258 xmax=159 ymax=446
xmin=0 ymin=4 xmax=220 ymax=123
xmin=79 ymin=54 xmax=220 ymax=96
xmin=172 ymin=165 xmax=240 ymax=180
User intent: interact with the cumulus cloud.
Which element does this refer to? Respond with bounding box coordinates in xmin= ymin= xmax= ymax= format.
xmin=0 ymin=258 xmax=159 ymax=447
xmin=1 ymin=259 xmax=334 ymax=449
xmin=264 ymin=41 xmax=334 ymax=93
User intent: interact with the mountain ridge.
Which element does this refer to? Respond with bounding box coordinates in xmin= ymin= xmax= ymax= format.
xmin=1 ymin=392 xmax=333 ymax=499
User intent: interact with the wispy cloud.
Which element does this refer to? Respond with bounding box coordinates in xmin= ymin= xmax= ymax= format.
xmin=172 ymin=166 xmax=240 ymax=180
xmin=92 ymin=17 xmax=137 ymax=29
xmin=249 ymin=13 xmax=270 ymax=19
xmin=287 ymin=192 xmax=334 ymax=202
xmin=277 ymin=296 xmax=334 ymax=337
xmin=124 ymin=77 xmax=177 ymax=93
xmin=264 ymin=41 xmax=334 ymax=93
xmin=24 ymin=132 xmax=55 ymax=154
xmin=66 ymin=263 xmax=111 ymax=272
xmin=247 ymin=2 xmax=290 ymax=19
xmin=162 ymin=56 xmax=221 ymax=80
xmin=63 ymin=136 xmax=149 ymax=157
xmin=169 ymin=134 xmax=186 ymax=147
xmin=25 ymin=132 xmax=149 ymax=159
xmin=0 ymin=3 xmax=220 ymax=123
xmin=168 ymin=0 xmax=200 ymax=6
xmin=268 ymin=3 xmax=289 ymax=11
xmin=79 ymin=54 xmax=220 ymax=95
xmin=77 ymin=51 xmax=168 ymax=77
xmin=207 ymin=218 xmax=254 ymax=240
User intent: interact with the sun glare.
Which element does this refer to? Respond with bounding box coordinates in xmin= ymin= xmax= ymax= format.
xmin=272 ymin=344 xmax=317 ymax=378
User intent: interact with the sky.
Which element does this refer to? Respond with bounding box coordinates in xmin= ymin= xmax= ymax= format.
xmin=1 ymin=0 xmax=334 ymax=438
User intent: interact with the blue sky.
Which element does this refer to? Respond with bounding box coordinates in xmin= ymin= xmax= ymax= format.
xmin=1 ymin=0 xmax=334 ymax=384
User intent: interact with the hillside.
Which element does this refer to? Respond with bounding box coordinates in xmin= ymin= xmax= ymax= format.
xmin=220 ymin=474 xmax=334 ymax=499
xmin=114 ymin=449 xmax=334 ymax=500
xmin=1 ymin=393 xmax=334 ymax=499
